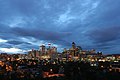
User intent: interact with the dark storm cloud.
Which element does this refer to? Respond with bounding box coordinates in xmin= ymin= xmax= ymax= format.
xmin=96 ymin=0 xmax=120 ymax=20
xmin=0 ymin=43 xmax=12 ymax=48
xmin=0 ymin=23 xmax=17 ymax=41
xmin=86 ymin=26 xmax=120 ymax=53
xmin=0 ymin=23 xmax=11 ymax=33
xmin=88 ymin=26 xmax=120 ymax=43
xmin=7 ymin=40 xmax=31 ymax=45
xmin=49 ymin=39 xmax=71 ymax=47
xmin=7 ymin=40 xmax=23 ymax=45
xmin=11 ymin=27 xmax=71 ymax=40
xmin=89 ymin=0 xmax=120 ymax=27
xmin=16 ymin=43 xmax=39 ymax=50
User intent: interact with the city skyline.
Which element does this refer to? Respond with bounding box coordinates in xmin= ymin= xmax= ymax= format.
xmin=0 ymin=0 xmax=120 ymax=54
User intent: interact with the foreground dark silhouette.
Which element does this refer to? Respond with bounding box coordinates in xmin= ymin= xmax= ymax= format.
xmin=0 ymin=59 xmax=120 ymax=80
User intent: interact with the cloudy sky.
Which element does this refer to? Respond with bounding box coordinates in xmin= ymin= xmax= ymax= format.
xmin=0 ymin=0 xmax=120 ymax=54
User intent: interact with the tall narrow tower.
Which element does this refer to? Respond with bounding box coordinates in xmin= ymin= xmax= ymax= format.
xmin=40 ymin=45 xmax=46 ymax=54
xmin=72 ymin=42 xmax=76 ymax=56
xmin=72 ymin=42 xmax=76 ymax=49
